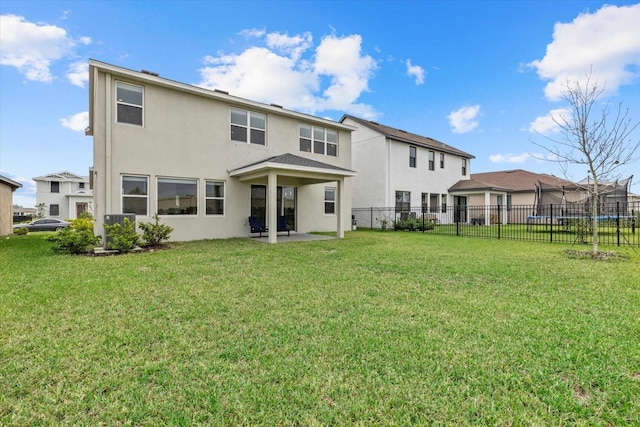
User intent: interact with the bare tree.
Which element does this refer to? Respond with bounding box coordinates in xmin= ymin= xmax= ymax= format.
xmin=533 ymin=72 xmax=640 ymax=255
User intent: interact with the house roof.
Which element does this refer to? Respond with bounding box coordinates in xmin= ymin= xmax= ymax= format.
xmin=230 ymin=153 xmax=356 ymax=178
xmin=456 ymin=169 xmax=575 ymax=193
xmin=448 ymin=178 xmax=511 ymax=193
xmin=0 ymin=174 xmax=22 ymax=190
xmin=87 ymin=59 xmax=355 ymax=137
xmin=32 ymin=171 xmax=88 ymax=182
xmin=340 ymin=114 xmax=475 ymax=159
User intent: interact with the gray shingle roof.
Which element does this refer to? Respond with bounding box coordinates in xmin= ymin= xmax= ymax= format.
xmin=341 ymin=114 xmax=475 ymax=159
xmin=231 ymin=153 xmax=355 ymax=174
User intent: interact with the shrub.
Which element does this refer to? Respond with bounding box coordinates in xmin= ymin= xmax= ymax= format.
xmin=138 ymin=214 xmax=173 ymax=247
xmin=46 ymin=228 xmax=101 ymax=254
xmin=13 ymin=227 xmax=28 ymax=236
xmin=71 ymin=217 xmax=95 ymax=233
xmin=104 ymin=218 xmax=139 ymax=253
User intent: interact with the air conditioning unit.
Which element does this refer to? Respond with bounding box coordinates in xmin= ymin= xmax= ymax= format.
xmin=104 ymin=214 xmax=136 ymax=244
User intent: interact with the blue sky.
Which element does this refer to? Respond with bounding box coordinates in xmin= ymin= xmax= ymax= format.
xmin=2 ymin=0 xmax=639 ymax=207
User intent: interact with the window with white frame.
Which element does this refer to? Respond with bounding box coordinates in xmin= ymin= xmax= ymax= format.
xmin=157 ymin=177 xmax=198 ymax=215
xmin=462 ymin=158 xmax=467 ymax=176
xmin=300 ymin=124 xmax=338 ymax=156
xmin=230 ymin=108 xmax=266 ymax=145
xmin=50 ymin=181 xmax=60 ymax=193
xmin=395 ymin=191 xmax=410 ymax=211
xmin=324 ymin=187 xmax=336 ymax=214
xmin=440 ymin=153 xmax=445 ymax=169
xmin=410 ymin=146 xmax=417 ymax=168
xmin=122 ymin=175 xmax=148 ymax=215
xmin=497 ymin=194 xmax=512 ymax=211
xmin=428 ymin=151 xmax=435 ymax=171
xmin=116 ymin=81 xmax=143 ymax=126
xmin=205 ymin=181 xmax=225 ymax=215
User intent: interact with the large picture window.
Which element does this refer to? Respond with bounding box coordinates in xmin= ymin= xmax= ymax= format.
xmin=122 ymin=175 xmax=148 ymax=215
xmin=231 ymin=108 xmax=266 ymax=145
xmin=300 ymin=124 xmax=337 ymax=156
xmin=205 ymin=181 xmax=224 ymax=215
xmin=116 ymin=81 xmax=143 ymax=126
xmin=158 ymin=178 xmax=197 ymax=215
xmin=324 ymin=187 xmax=336 ymax=214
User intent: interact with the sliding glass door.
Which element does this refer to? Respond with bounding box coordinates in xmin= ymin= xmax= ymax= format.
xmin=251 ymin=185 xmax=296 ymax=230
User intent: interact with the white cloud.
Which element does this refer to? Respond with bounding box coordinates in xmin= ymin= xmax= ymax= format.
xmin=406 ymin=59 xmax=425 ymax=85
xmin=447 ymin=104 xmax=480 ymax=134
xmin=528 ymin=4 xmax=640 ymax=101
xmin=60 ymin=111 xmax=89 ymax=132
xmin=489 ymin=153 xmax=532 ymax=164
xmin=197 ymin=31 xmax=378 ymax=119
xmin=528 ymin=108 xmax=570 ymax=135
xmin=67 ymin=61 xmax=88 ymax=87
xmin=0 ymin=14 xmax=90 ymax=83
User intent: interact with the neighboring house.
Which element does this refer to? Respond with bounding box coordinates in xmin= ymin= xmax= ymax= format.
xmin=0 ymin=174 xmax=22 ymax=235
xmin=86 ymin=60 xmax=355 ymax=243
xmin=341 ymin=114 xmax=474 ymax=222
xmin=13 ymin=205 xmax=37 ymax=222
xmin=33 ymin=171 xmax=93 ymax=219
xmin=448 ymin=169 xmax=577 ymax=224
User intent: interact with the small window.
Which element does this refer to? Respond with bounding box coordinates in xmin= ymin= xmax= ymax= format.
xmin=440 ymin=153 xmax=445 ymax=169
xmin=429 ymin=193 xmax=439 ymax=213
xmin=462 ymin=158 xmax=467 ymax=176
xmin=324 ymin=187 xmax=336 ymax=214
xmin=51 ymin=181 xmax=60 ymax=193
xmin=122 ymin=175 xmax=148 ymax=215
xmin=157 ymin=177 xmax=198 ymax=215
xmin=441 ymin=194 xmax=447 ymax=213
xmin=299 ymin=124 xmax=312 ymax=152
xmin=50 ymin=204 xmax=59 ymax=216
xmin=79 ymin=182 xmax=85 ymax=189
xmin=395 ymin=191 xmax=410 ymax=211
xmin=116 ymin=81 xmax=143 ymax=126
xmin=428 ymin=151 xmax=435 ymax=171
xmin=410 ymin=146 xmax=417 ymax=168
xmin=206 ymin=181 xmax=225 ymax=215
xmin=231 ymin=108 xmax=266 ymax=145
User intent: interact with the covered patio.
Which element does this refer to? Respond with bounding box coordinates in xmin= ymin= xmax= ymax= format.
xmin=230 ymin=153 xmax=356 ymax=244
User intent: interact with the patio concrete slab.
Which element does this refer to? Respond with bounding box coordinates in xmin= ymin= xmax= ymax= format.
xmin=251 ymin=233 xmax=336 ymax=243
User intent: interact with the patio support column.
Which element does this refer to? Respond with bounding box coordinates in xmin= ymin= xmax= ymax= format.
xmin=484 ymin=191 xmax=491 ymax=225
xmin=337 ymin=178 xmax=345 ymax=238
xmin=268 ymin=170 xmax=278 ymax=244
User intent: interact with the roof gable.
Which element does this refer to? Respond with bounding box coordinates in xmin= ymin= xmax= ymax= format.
xmin=341 ymin=114 xmax=474 ymax=159
xmin=32 ymin=171 xmax=88 ymax=182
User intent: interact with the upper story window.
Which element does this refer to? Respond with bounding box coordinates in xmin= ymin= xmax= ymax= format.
xmin=79 ymin=182 xmax=85 ymax=189
xmin=231 ymin=108 xmax=266 ymax=145
xmin=440 ymin=153 xmax=445 ymax=169
xmin=50 ymin=181 xmax=60 ymax=193
xmin=409 ymin=146 xmax=417 ymax=168
xmin=462 ymin=158 xmax=467 ymax=176
xmin=428 ymin=151 xmax=435 ymax=171
xmin=116 ymin=81 xmax=143 ymax=126
xmin=300 ymin=124 xmax=337 ymax=156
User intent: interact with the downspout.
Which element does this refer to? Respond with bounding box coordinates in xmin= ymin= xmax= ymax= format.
xmin=105 ymin=73 xmax=112 ymax=215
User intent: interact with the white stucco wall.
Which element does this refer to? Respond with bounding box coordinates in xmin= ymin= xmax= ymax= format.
xmin=90 ymin=63 xmax=353 ymax=242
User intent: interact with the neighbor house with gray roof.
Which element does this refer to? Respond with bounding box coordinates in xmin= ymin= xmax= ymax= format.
xmin=33 ymin=171 xmax=93 ymax=220
xmin=341 ymin=114 xmax=474 ymax=224
xmin=87 ymin=60 xmax=355 ymax=243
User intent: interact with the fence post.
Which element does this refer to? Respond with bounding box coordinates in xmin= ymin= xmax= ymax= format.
xmin=550 ymin=204 xmax=553 ymax=243
xmin=370 ymin=207 xmax=373 ymax=229
xmin=497 ymin=204 xmax=501 ymax=240
xmin=616 ymin=201 xmax=620 ymax=246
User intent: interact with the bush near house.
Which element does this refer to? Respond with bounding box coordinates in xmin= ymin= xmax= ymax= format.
xmin=138 ymin=214 xmax=173 ymax=247
xmin=45 ymin=216 xmax=101 ymax=254
xmin=104 ymin=217 xmax=139 ymax=253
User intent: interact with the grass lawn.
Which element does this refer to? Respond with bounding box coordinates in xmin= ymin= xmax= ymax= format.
xmin=1 ymin=230 xmax=639 ymax=425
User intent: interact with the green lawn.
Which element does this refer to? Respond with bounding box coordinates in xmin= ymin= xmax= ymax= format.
xmin=1 ymin=231 xmax=639 ymax=425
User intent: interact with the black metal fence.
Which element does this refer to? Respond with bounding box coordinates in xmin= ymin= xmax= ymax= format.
xmin=352 ymin=202 xmax=640 ymax=247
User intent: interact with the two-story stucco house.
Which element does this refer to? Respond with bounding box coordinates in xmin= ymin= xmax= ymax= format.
xmin=86 ymin=60 xmax=355 ymax=243
xmin=33 ymin=171 xmax=93 ymax=219
xmin=341 ymin=115 xmax=474 ymax=224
